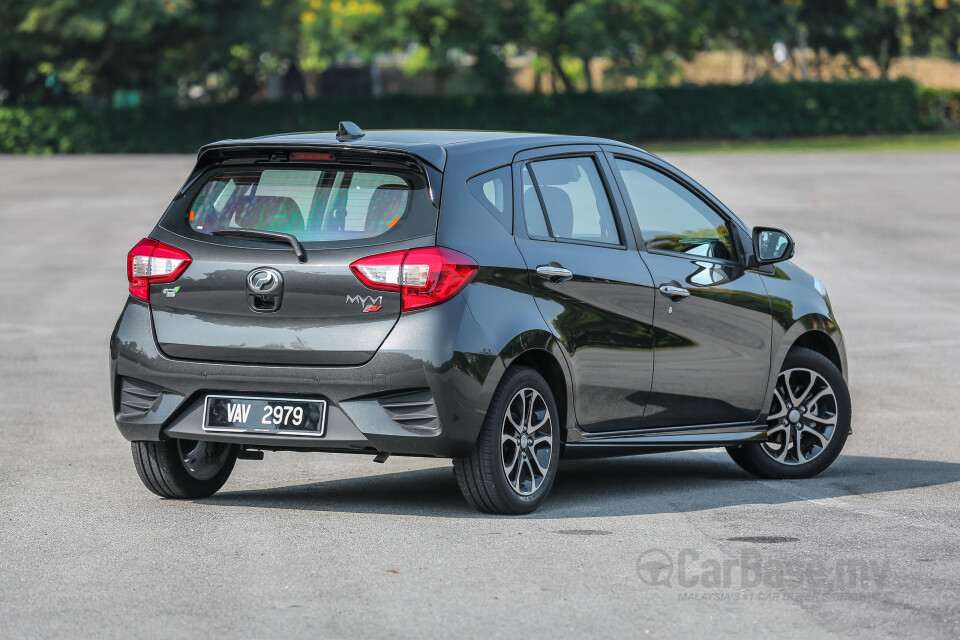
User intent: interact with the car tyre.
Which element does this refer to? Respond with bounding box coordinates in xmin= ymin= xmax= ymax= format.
xmin=727 ymin=347 xmax=850 ymax=479
xmin=454 ymin=366 xmax=561 ymax=514
xmin=132 ymin=439 xmax=238 ymax=499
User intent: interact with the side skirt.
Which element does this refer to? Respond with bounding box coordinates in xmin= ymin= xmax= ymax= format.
xmin=561 ymin=422 xmax=767 ymax=460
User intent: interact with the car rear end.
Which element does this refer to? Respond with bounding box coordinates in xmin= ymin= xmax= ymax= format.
xmin=110 ymin=143 xmax=500 ymax=459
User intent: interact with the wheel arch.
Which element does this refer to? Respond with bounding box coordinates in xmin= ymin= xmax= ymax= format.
xmin=497 ymin=332 xmax=575 ymax=439
xmin=790 ymin=329 xmax=843 ymax=375
xmin=761 ymin=313 xmax=846 ymax=421
xmin=508 ymin=349 xmax=568 ymax=435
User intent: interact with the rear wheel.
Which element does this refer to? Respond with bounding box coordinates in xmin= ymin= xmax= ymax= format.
xmin=454 ymin=367 xmax=560 ymax=514
xmin=132 ymin=438 xmax=237 ymax=499
xmin=727 ymin=347 xmax=850 ymax=479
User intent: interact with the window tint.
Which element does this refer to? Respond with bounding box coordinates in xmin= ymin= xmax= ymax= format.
xmin=527 ymin=156 xmax=619 ymax=245
xmin=615 ymin=159 xmax=735 ymax=260
xmin=188 ymin=167 xmax=432 ymax=244
xmin=521 ymin=165 xmax=551 ymax=239
xmin=467 ymin=166 xmax=512 ymax=230
xmin=331 ymin=172 xmax=410 ymax=234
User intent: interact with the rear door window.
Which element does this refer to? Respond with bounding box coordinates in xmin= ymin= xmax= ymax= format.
xmin=186 ymin=166 xmax=434 ymax=246
xmin=524 ymin=156 xmax=620 ymax=245
xmin=521 ymin=165 xmax=551 ymax=240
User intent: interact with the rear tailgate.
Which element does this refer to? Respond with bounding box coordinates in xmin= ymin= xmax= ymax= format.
xmin=149 ymin=149 xmax=439 ymax=366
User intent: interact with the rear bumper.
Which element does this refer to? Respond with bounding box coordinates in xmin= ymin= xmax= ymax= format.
xmin=109 ymin=296 xmax=502 ymax=458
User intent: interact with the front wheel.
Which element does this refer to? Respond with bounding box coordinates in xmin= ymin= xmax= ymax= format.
xmin=454 ymin=367 xmax=560 ymax=514
xmin=728 ymin=347 xmax=851 ymax=479
xmin=132 ymin=438 xmax=237 ymax=499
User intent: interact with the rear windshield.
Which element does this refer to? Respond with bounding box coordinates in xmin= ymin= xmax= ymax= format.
xmin=186 ymin=166 xmax=435 ymax=244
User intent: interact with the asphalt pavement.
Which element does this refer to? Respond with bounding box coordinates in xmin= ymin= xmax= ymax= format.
xmin=1 ymin=151 xmax=959 ymax=639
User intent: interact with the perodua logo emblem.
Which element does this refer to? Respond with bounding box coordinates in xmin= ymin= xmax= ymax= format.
xmin=247 ymin=268 xmax=282 ymax=294
xmin=245 ymin=268 xmax=283 ymax=313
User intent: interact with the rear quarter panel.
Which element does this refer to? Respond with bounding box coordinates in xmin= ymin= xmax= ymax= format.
xmin=436 ymin=150 xmax=576 ymax=434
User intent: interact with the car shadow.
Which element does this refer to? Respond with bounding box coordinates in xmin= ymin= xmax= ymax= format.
xmin=199 ymin=452 xmax=960 ymax=519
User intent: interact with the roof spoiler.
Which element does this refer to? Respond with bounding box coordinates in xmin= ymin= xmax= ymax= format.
xmin=174 ymin=142 xmax=439 ymax=207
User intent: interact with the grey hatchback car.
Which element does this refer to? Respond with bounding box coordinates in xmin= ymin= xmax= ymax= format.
xmin=111 ymin=123 xmax=850 ymax=514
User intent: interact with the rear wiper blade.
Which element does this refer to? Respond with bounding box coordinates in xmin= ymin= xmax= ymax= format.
xmin=211 ymin=228 xmax=307 ymax=263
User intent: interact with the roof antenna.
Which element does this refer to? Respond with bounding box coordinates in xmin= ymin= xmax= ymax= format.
xmin=336 ymin=121 xmax=365 ymax=142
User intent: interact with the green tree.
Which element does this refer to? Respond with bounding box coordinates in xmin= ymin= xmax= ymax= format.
xmin=11 ymin=0 xmax=197 ymax=105
xmin=798 ymin=0 xmax=960 ymax=77
xmin=887 ymin=0 xmax=960 ymax=60
xmin=299 ymin=0 xmax=526 ymax=94
xmin=514 ymin=0 xmax=731 ymax=92
xmin=2 ymin=0 xmax=302 ymax=105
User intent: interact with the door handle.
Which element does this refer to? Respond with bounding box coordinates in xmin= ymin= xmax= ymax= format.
xmin=537 ymin=264 xmax=574 ymax=284
xmin=658 ymin=283 xmax=691 ymax=302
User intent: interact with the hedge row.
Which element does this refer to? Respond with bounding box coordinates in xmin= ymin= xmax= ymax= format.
xmin=918 ymin=86 xmax=960 ymax=130
xmin=0 ymin=79 xmax=924 ymax=154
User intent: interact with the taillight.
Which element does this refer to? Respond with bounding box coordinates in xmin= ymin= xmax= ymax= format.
xmin=126 ymin=238 xmax=192 ymax=302
xmin=350 ymin=250 xmax=406 ymax=293
xmin=350 ymin=247 xmax=478 ymax=311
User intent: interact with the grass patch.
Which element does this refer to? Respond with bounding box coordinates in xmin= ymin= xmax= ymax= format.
xmin=642 ymin=130 xmax=960 ymax=153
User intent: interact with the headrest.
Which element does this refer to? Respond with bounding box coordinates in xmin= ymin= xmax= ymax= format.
xmin=365 ymin=184 xmax=409 ymax=232
xmin=537 ymin=186 xmax=574 ymax=238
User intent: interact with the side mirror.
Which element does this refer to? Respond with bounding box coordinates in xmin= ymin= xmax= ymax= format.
xmin=752 ymin=227 xmax=794 ymax=265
